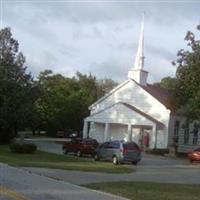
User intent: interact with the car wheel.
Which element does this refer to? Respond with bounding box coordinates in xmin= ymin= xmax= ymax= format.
xmin=76 ymin=150 xmax=82 ymax=157
xmin=63 ymin=148 xmax=68 ymax=155
xmin=112 ymin=156 xmax=118 ymax=165
xmin=132 ymin=161 xmax=138 ymax=165
xmin=94 ymin=154 xmax=100 ymax=161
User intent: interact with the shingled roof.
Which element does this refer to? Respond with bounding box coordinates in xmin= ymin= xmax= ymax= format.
xmin=140 ymin=83 xmax=175 ymax=111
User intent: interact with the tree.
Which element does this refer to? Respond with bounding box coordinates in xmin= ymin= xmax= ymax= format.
xmin=172 ymin=25 xmax=200 ymax=119
xmin=0 ymin=28 xmax=118 ymax=140
xmin=0 ymin=27 xmax=36 ymax=143
xmin=154 ymin=76 xmax=177 ymax=93
xmin=35 ymin=71 xmax=117 ymax=136
xmin=97 ymin=78 xmax=118 ymax=97
xmin=36 ymin=71 xmax=99 ymax=135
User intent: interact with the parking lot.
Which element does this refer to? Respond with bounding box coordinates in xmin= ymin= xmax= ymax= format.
xmin=22 ymin=139 xmax=200 ymax=185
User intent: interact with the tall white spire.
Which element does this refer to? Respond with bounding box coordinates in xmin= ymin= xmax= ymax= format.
xmin=128 ymin=13 xmax=148 ymax=86
xmin=134 ymin=13 xmax=145 ymax=70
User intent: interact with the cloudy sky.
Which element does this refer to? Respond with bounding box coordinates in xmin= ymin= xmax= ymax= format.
xmin=1 ymin=0 xmax=200 ymax=83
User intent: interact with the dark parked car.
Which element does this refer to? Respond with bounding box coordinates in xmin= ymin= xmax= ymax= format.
xmin=62 ymin=138 xmax=99 ymax=157
xmin=187 ymin=147 xmax=200 ymax=162
xmin=93 ymin=140 xmax=141 ymax=165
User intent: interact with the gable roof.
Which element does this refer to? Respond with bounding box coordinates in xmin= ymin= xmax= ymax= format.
xmin=87 ymin=102 xmax=164 ymax=128
xmin=89 ymin=78 xmax=174 ymax=111
xmin=122 ymin=102 xmax=165 ymax=128
xmin=89 ymin=80 xmax=129 ymax=110
xmin=140 ymin=84 xmax=175 ymax=111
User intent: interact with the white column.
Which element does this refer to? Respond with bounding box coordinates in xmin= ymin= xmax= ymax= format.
xmin=153 ymin=125 xmax=157 ymax=149
xmin=83 ymin=120 xmax=88 ymax=138
xmin=128 ymin=124 xmax=132 ymax=142
xmin=104 ymin=123 xmax=110 ymax=142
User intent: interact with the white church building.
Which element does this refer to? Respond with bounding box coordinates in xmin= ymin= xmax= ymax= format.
xmin=82 ymin=17 xmax=200 ymax=152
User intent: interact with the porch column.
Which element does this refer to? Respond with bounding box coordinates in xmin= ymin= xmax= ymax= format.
xmin=104 ymin=123 xmax=110 ymax=142
xmin=153 ymin=125 xmax=157 ymax=149
xmin=83 ymin=120 xmax=88 ymax=138
xmin=128 ymin=124 xmax=132 ymax=142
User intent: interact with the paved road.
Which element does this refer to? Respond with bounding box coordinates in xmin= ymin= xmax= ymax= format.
xmin=0 ymin=163 xmax=128 ymax=200
xmin=23 ymin=140 xmax=200 ymax=185
xmin=28 ymin=140 xmax=64 ymax=155
xmin=22 ymin=155 xmax=200 ymax=185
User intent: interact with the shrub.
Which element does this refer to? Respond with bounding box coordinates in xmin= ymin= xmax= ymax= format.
xmin=9 ymin=142 xmax=37 ymax=154
xmin=146 ymin=148 xmax=169 ymax=155
xmin=0 ymin=129 xmax=15 ymax=144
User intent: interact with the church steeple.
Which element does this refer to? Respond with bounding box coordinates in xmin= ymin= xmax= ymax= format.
xmin=128 ymin=13 xmax=148 ymax=86
xmin=134 ymin=14 xmax=144 ymax=70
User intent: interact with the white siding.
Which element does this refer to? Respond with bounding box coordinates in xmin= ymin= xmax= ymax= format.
xmin=87 ymin=103 xmax=156 ymax=127
xmin=89 ymin=122 xmax=104 ymax=143
xmin=89 ymin=80 xmax=170 ymax=148
xmin=178 ymin=120 xmax=200 ymax=153
xmin=90 ymin=80 xmax=170 ymax=124
xmin=109 ymin=124 xmax=128 ymax=141
xmin=132 ymin=128 xmax=140 ymax=145
xmin=87 ymin=79 xmax=172 ymax=149
xmin=86 ymin=103 xmax=165 ymax=148
xmin=157 ymin=130 xmax=166 ymax=148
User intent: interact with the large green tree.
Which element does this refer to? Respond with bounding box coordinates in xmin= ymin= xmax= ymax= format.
xmin=0 ymin=27 xmax=118 ymax=140
xmin=154 ymin=76 xmax=177 ymax=93
xmin=172 ymin=25 xmax=200 ymax=119
xmin=0 ymin=27 xmax=36 ymax=143
xmin=36 ymin=71 xmax=118 ymax=136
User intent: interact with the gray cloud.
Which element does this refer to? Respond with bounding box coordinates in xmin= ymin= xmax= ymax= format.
xmin=2 ymin=0 xmax=200 ymax=83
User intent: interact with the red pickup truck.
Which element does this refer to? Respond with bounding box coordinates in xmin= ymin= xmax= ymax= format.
xmin=62 ymin=138 xmax=99 ymax=157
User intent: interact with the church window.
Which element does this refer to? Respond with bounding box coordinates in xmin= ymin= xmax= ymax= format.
xmin=184 ymin=128 xmax=189 ymax=144
xmin=174 ymin=121 xmax=180 ymax=143
xmin=192 ymin=125 xmax=198 ymax=145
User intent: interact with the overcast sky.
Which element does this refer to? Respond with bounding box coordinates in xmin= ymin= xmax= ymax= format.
xmin=1 ymin=0 xmax=200 ymax=83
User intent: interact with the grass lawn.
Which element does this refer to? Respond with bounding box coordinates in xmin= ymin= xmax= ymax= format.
xmin=0 ymin=145 xmax=134 ymax=173
xmin=85 ymin=181 xmax=200 ymax=200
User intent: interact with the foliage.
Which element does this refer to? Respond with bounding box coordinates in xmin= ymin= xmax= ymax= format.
xmin=36 ymin=71 xmax=117 ymax=136
xmin=155 ymin=25 xmax=200 ymax=119
xmin=0 ymin=27 xmax=38 ymax=143
xmin=9 ymin=142 xmax=37 ymax=154
xmin=0 ymin=27 xmax=118 ymax=140
xmin=172 ymin=25 xmax=200 ymax=119
xmin=97 ymin=78 xmax=118 ymax=96
xmin=154 ymin=76 xmax=177 ymax=93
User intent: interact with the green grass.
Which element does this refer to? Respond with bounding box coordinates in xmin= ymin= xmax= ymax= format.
xmin=0 ymin=145 xmax=134 ymax=173
xmin=85 ymin=181 xmax=200 ymax=200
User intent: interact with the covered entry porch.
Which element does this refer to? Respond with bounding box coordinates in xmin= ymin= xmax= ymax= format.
xmin=83 ymin=121 xmax=157 ymax=149
xmin=83 ymin=102 xmax=165 ymax=149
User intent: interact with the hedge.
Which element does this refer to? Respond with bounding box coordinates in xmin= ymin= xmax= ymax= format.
xmin=9 ymin=142 xmax=37 ymax=154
